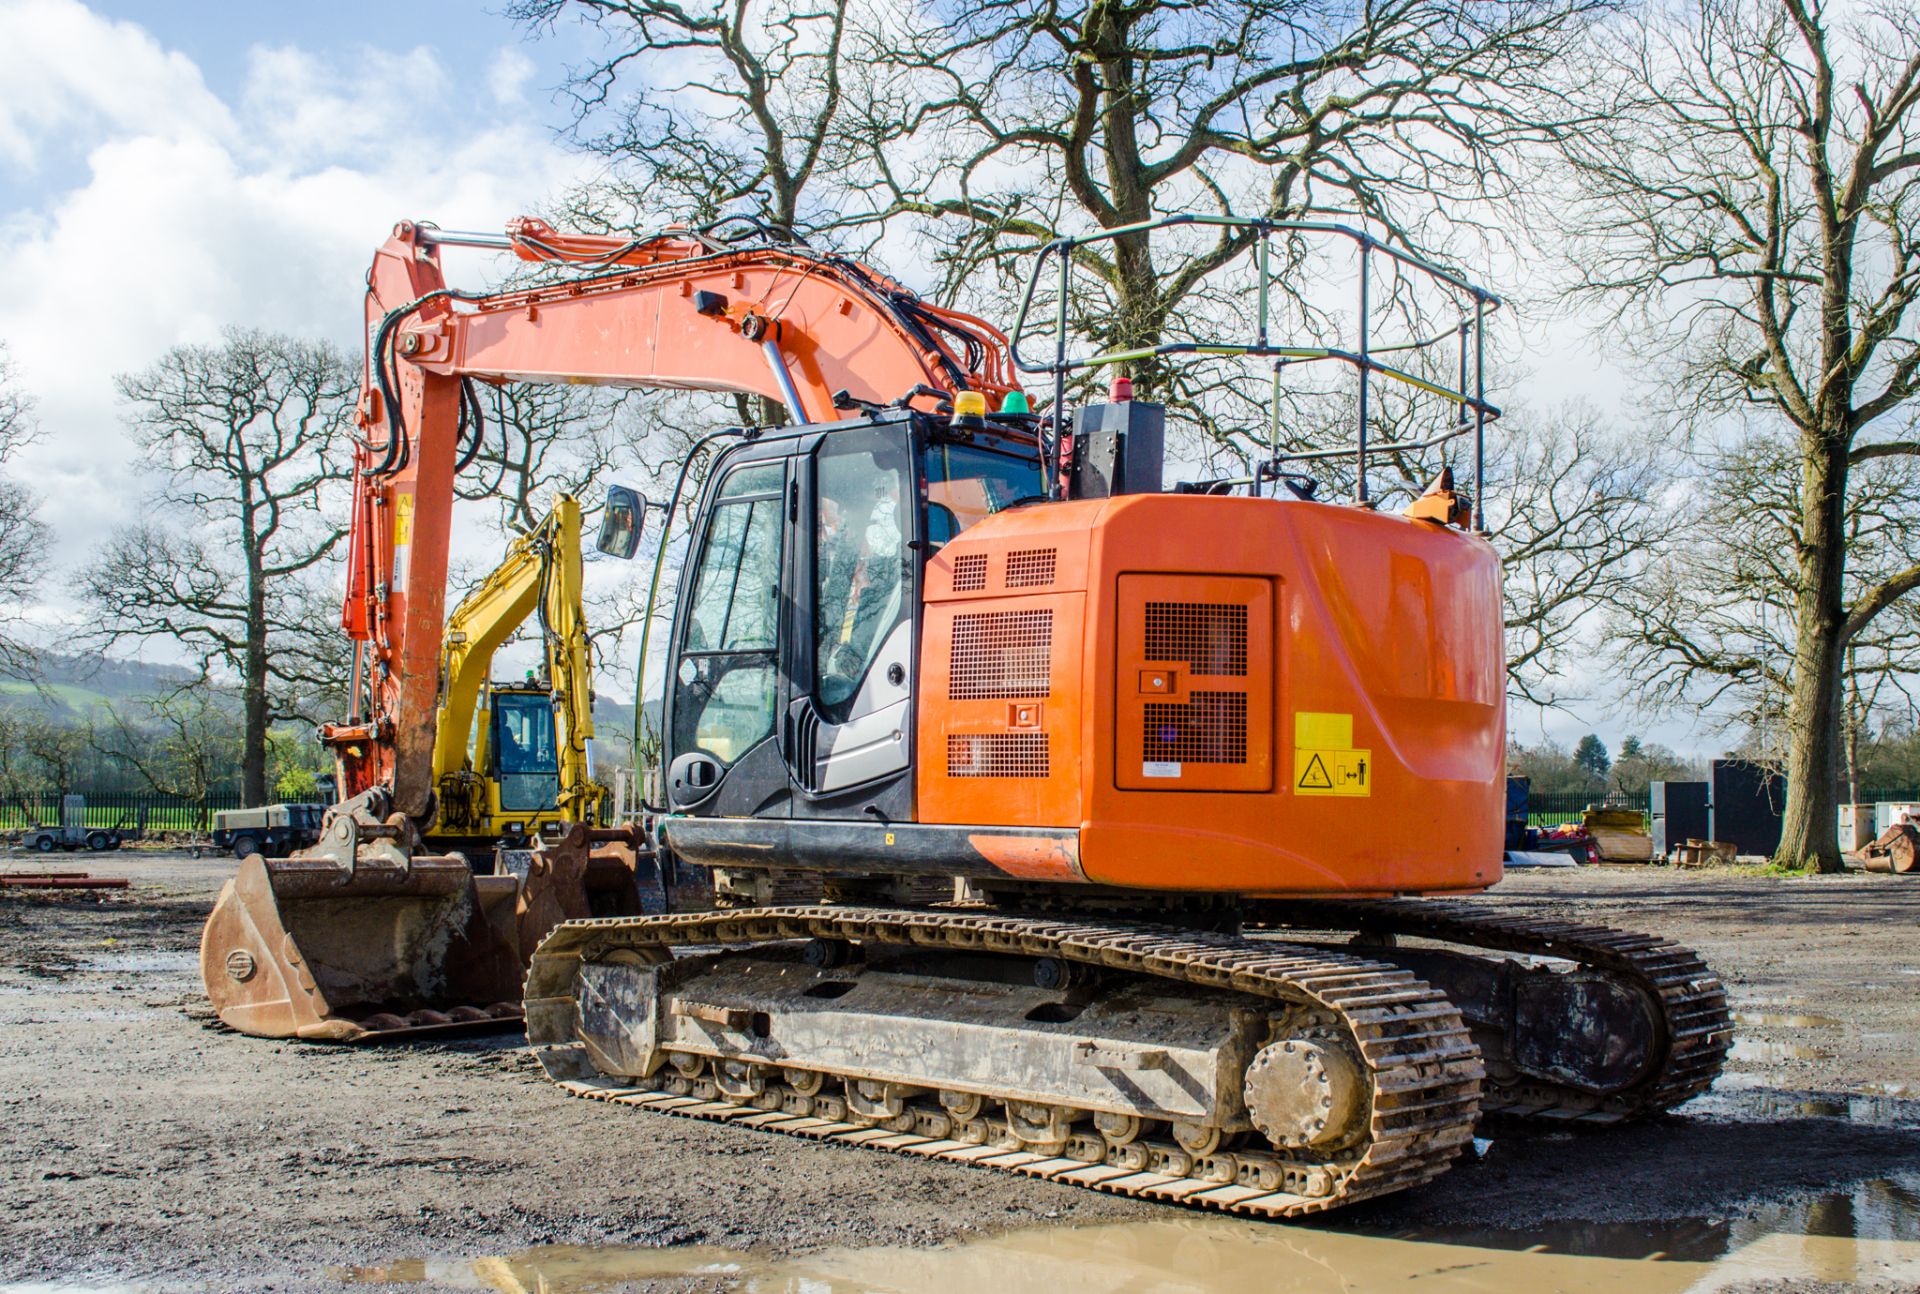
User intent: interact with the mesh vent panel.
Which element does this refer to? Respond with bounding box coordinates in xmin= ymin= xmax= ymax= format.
xmin=1144 ymin=603 xmax=1248 ymax=676
xmin=947 ymin=733 xmax=1050 ymax=778
xmin=1143 ymin=691 xmax=1248 ymax=764
xmin=952 ymin=553 xmax=988 ymax=592
xmin=949 ymin=610 xmax=1052 ymax=699
xmin=1004 ymin=548 xmax=1057 ymax=588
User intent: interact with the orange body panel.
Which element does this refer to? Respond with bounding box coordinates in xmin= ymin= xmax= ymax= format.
xmin=918 ymin=495 xmax=1505 ymax=898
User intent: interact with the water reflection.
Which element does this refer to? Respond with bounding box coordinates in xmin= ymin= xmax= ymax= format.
xmin=339 ymin=1173 xmax=1920 ymax=1294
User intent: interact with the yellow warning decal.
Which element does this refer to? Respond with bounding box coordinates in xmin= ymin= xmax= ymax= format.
xmin=1294 ymin=712 xmax=1371 ymax=797
xmin=392 ymin=493 xmax=415 ymax=547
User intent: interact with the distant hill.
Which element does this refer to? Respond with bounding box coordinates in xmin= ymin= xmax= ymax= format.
xmin=590 ymin=695 xmax=660 ymax=758
xmin=0 ymin=653 xmax=204 ymax=723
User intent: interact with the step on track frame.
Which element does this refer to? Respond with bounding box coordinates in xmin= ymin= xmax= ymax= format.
xmin=526 ymin=906 xmax=1484 ymax=1219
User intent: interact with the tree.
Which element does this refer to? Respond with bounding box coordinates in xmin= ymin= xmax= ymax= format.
xmin=860 ymin=0 xmax=1603 ymax=412
xmin=515 ymin=0 xmax=858 ymax=237
xmin=1573 ymin=733 xmax=1611 ymax=780
xmin=83 ymin=329 xmax=354 ymax=806
xmin=1487 ymin=407 xmax=1662 ymax=706
xmin=97 ymin=683 xmax=244 ymax=830
xmin=19 ymin=714 xmax=89 ymax=804
xmin=459 ymin=382 xmax=632 ymax=533
xmin=1607 ymin=434 xmax=1920 ymax=777
xmin=0 ymin=344 xmax=49 ymax=678
xmin=1609 ymin=738 xmax=1696 ymax=796
xmin=1543 ymin=0 xmax=1920 ymax=870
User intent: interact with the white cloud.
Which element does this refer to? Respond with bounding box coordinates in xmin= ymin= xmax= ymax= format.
xmin=0 ymin=0 xmax=592 ymax=632
xmin=0 ymin=0 xmax=232 ymax=169
xmin=487 ymin=47 xmax=537 ymax=106
xmin=240 ymin=43 xmax=452 ymax=165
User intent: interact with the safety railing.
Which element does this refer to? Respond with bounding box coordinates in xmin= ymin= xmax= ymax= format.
xmin=1008 ymin=214 xmax=1504 ymax=529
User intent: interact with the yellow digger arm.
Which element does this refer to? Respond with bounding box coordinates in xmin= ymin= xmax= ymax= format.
xmin=539 ymin=498 xmax=602 ymax=825
xmin=431 ymin=495 xmax=599 ymax=825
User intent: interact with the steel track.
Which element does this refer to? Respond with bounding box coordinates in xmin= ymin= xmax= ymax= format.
xmin=1251 ymin=899 xmax=1732 ymax=1122
xmin=525 ymin=906 xmax=1485 ymax=1218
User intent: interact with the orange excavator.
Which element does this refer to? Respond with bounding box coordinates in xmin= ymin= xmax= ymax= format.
xmin=200 ymin=213 xmax=1730 ymax=1216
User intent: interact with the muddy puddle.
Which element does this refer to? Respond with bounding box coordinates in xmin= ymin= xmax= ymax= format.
xmin=1732 ymin=1010 xmax=1842 ymax=1029
xmin=1728 ymin=1037 xmax=1834 ymax=1063
xmin=319 ymin=1174 xmax=1920 ymax=1294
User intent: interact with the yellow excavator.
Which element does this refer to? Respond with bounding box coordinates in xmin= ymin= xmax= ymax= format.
xmin=429 ymin=494 xmax=603 ymax=852
xmin=200 ymin=491 xmax=653 ymax=1040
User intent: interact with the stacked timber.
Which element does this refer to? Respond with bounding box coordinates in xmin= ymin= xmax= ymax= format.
xmin=1582 ymin=805 xmax=1654 ymax=863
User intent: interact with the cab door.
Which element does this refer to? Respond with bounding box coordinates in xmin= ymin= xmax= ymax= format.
xmin=663 ymin=455 xmax=794 ymax=818
xmin=785 ymin=421 xmax=917 ymax=818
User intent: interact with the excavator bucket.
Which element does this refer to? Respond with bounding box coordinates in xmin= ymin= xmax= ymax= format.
xmin=199 ymin=801 xmax=660 ymax=1043
xmin=199 ymin=852 xmax=526 ymax=1042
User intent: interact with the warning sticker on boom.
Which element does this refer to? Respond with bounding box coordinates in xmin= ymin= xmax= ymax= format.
xmin=1293 ymin=711 xmax=1371 ymax=797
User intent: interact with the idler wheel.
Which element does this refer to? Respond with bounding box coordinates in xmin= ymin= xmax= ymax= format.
xmin=939 ymin=1090 xmax=984 ymax=1122
xmin=1171 ymin=1121 xmax=1222 ymax=1156
xmin=1243 ymin=1037 xmax=1365 ymax=1150
xmin=1094 ymin=1111 xmax=1144 ymax=1145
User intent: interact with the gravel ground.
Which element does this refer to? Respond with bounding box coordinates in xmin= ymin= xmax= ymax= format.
xmin=2 ymin=853 xmax=1918 ymax=1292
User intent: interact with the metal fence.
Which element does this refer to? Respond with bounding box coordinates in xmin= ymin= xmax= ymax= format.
xmin=1523 ymin=787 xmax=1920 ymax=834
xmin=1523 ymin=789 xmax=1650 ymax=829
xmin=1856 ymin=788 xmax=1920 ymax=807
xmin=0 ymin=790 xmax=248 ymax=835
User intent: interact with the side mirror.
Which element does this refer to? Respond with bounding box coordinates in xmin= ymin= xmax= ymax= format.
xmin=596 ymin=485 xmax=646 ymax=559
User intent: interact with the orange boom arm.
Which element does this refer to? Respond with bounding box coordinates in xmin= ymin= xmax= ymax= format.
xmin=327 ymin=218 xmax=1020 ymax=817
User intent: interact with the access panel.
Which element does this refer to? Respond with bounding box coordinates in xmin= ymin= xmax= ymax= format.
xmin=1115 ymin=574 xmax=1273 ymax=792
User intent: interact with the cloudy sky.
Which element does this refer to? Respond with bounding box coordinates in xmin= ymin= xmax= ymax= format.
xmin=0 ymin=0 xmax=604 ymax=547
xmin=0 ymin=0 xmax=1705 ymax=757
xmin=0 ymin=0 xmax=607 ymax=656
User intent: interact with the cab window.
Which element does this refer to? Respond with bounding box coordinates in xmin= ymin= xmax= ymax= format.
xmin=815 ymin=427 xmax=913 ymax=722
xmin=923 ymin=434 xmax=1044 ymax=543
xmin=673 ymin=461 xmax=786 ymax=764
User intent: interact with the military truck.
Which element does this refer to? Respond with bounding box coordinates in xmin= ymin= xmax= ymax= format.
xmin=210 ymin=803 xmax=326 ymax=859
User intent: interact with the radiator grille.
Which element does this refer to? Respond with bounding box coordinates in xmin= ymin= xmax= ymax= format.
xmin=949 ymin=609 xmax=1052 ymax=699
xmin=947 ymin=733 xmax=1050 ymax=778
xmin=1144 ymin=602 xmax=1247 ymax=676
xmin=952 ymin=552 xmax=988 ymax=592
xmin=1143 ymin=691 xmax=1248 ymax=764
xmin=1004 ymin=548 xmax=1057 ymax=588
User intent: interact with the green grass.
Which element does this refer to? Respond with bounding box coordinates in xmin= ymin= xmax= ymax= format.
xmin=0 ymin=680 xmax=119 ymax=714
xmin=1525 ymin=811 xmax=1650 ymax=831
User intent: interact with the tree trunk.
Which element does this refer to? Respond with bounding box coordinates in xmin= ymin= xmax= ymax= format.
xmin=1773 ymin=442 xmax=1849 ymax=873
xmin=243 ymin=559 xmax=270 ymax=807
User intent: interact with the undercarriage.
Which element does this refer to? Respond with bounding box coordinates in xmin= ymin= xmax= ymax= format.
xmin=524 ymin=888 xmax=1731 ymax=1218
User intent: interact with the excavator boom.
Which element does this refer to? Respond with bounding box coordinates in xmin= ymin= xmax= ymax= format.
xmin=331 ymin=218 xmax=1017 ymax=818
xmin=203 ymin=217 xmax=997 ymax=1042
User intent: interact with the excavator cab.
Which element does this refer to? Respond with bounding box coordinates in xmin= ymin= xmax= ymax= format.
xmin=661 ymin=412 xmax=1044 ymax=837
xmin=488 ymin=685 xmax=563 ymax=818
